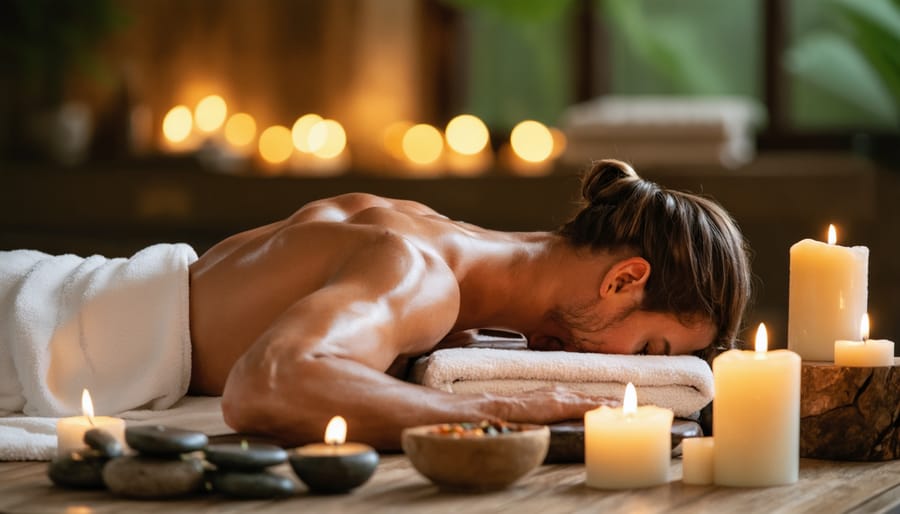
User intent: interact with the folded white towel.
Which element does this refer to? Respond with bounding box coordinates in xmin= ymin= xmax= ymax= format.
xmin=0 ymin=396 xmax=230 ymax=461
xmin=411 ymin=347 xmax=714 ymax=418
xmin=0 ymin=244 xmax=197 ymax=417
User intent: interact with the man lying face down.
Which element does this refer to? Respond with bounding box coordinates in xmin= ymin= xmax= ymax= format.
xmin=187 ymin=159 xmax=752 ymax=450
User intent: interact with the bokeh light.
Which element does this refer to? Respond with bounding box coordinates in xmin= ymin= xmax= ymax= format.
xmin=309 ymin=119 xmax=347 ymax=159
xmin=402 ymin=124 xmax=443 ymax=165
xmin=194 ymin=95 xmax=227 ymax=133
xmin=383 ymin=121 xmax=413 ymax=160
xmin=258 ymin=125 xmax=293 ymax=164
xmin=445 ymin=114 xmax=489 ymax=155
xmin=510 ymin=120 xmax=553 ymax=162
xmin=292 ymin=114 xmax=323 ymax=152
xmin=549 ymin=127 xmax=567 ymax=160
xmin=162 ymin=105 xmax=193 ymax=143
xmin=224 ymin=113 xmax=257 ymax=147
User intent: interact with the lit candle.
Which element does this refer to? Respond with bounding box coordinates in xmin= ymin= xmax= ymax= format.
xmin=288 ymin=416 xmax=379 ymax=494
xmin=713 ymin=324 xmax=800 ymax=486
xmin=56 ymin=389 xmax=126 ymax=457
xmin=834 ymin=314 xmax=896 ymax=367
xmin=788 ymin=224 xmax=868 ymax=361
xmin=681 ymin=437 xmax=714 ymax=485
xmin=584 ymin=382 xmax=673 ymax=489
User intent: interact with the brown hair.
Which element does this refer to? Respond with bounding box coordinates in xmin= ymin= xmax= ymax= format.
xmin=557 ymin=159 xmax=752 ymax=360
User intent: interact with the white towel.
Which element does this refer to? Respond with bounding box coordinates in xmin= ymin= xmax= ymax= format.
xmin=411 ymin=347 xmax=714 ymax=418
xmin=0 ymin=244 xmax=197 ymax=417
xmin=0 ymin=396 xmax=230 ymax=461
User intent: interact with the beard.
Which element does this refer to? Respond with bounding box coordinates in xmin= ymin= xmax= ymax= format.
xmin=547 ymin=299 xmax=640 ymax=352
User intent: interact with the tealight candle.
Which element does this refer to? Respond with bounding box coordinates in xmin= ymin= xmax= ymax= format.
xmin=681 ymin=437 xmax=714 ymax=485
xmin=584 ymin=382 xmax=673 ymax=489
xmin=288 ymin=416 xmax=379 ymax=494
xmin=788 ymin=224 xmax=868 ymax=361
xmin=834 ymin=314 xmax=895 ymax=367
xmin=713 ymin=324 xmax=800 ymax=486
xmin=56 ymin=389 xmax=126 ymax=456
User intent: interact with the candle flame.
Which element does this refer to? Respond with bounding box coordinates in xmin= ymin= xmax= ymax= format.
xmin=81 ymin=389 xmax=95 ymax=425
xmin=623 ymin=382 xmax=637 ymax=415
xmin=324 ymin=416 xmax=347 ymax=445
xmin=827 ymin=224 xmax=837 ymax=245
xmin=755 ymin=323 xmax=768 ymax=353
xmin=861 ymin=313 xmax=870 ymax=341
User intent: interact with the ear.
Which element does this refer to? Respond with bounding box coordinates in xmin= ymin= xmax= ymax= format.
xmin=599 ymin=257 xmax=650 ymax=299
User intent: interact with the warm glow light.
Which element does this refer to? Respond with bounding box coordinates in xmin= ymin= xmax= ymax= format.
xmin=291 ymin=114 xmax=323 ymax=153
xmin=224 ymin=113 xmax=257 ymax=147
xmin=195 ymin=95 xmax=227 ymax=133
xmin=308 ymin=119 xmax=347 ymax=158
xmin=445 ymin=114 xmax=489 ymax=155
xmin=81 ymin=389 xmax=95 ymax=425
xmin=324 ymin=416 xmax=347 ymax=445
xmin=258 ymin=125 xmax=293 ymax=164
xmin=861 ymin=313 xmax=870 ymax=341
xmin=827 ymin=224 xmax=837 ymax=245
xmin=549 ymin=127 xmax=567 ymax=159
xmin=402 ymin=124 xmax=443 ymax=165
xmin=755 ymin=323 xmax=768 ymax=353
xmin=383 ymin=121 xmax=413 ymax=160
xmin=162 ymin=105 xmax=193 ymax=143
xmin=510 ymin=120 xmax=553 ymax=162
xmin=623 ymin=382 xmax=637 ymax=416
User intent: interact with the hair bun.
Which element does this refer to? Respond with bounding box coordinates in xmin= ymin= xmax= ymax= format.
xmin=581 ymin=159 xmax=641 ymax=205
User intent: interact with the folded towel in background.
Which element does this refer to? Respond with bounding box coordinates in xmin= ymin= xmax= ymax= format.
xmin=0 ymin=244 xmax=197 ymax=417
xmin=411 ymin=347 xmax=713 ymax=418
xmin=0 ymin=396 xmax=229 ymax=461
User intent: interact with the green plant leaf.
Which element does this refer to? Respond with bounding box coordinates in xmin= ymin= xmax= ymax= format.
xmin=786 ymin=32 xmax=898 ymax=126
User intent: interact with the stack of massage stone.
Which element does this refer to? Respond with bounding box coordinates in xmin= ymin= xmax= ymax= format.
xmin=48 ymin=427 xmax=124 ymax=489
xmin=205 ymin=441 xmax=296 ymax=499
xmin=102 ymin=425 xmax=208 ymax=498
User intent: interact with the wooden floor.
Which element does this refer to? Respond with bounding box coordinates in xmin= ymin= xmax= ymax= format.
xmin=1 ymin=455 xmax=899 ymax=513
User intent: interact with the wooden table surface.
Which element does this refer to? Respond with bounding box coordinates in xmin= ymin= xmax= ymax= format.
xmin=2 ymin=455 xmax=899 ymax=514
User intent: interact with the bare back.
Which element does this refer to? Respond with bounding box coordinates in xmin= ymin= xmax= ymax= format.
xmin=189 ymin=193 xmax=468 ymax=395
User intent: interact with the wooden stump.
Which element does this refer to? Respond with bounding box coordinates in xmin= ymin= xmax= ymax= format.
xmin=800 ymin=359 xmax=899 ymax=461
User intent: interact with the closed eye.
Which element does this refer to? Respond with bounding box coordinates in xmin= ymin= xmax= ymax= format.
xmin=637 ymin=342 xmax=650 ymax=355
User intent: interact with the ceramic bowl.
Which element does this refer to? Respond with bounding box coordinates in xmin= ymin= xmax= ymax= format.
xmin=401 ymin=422 xmax=550 ymax=492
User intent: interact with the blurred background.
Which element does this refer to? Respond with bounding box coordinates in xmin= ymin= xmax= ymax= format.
xmin=1 ymin=0 xmax=898 ymax=349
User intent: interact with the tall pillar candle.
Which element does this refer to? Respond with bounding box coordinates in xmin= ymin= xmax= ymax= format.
xmin=788 ymin=225 xmax=868 ymax=361
xmin=713 ymin=324 xmax=800 ymax=486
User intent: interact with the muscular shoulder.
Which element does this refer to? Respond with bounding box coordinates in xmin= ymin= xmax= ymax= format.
xmin=288 ymin=193 xmax=444 ymax=224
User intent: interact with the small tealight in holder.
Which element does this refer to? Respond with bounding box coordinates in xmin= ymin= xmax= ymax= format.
xmin=289 ymin=416 xmax=379 ymax=494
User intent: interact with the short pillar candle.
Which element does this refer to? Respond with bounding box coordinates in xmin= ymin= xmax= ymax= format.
xmin=584 ymin=383 xmax=673 ymax=489
xmin=713 ymin=324 xmax=800 ymax=486
xmin=681 ymin=437 xmax=714 ymax=485
xmin=834 ymin=314 xmax=895 ymax=367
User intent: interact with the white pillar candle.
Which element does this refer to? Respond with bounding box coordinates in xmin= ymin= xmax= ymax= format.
xmin=834 ymin=314 xmax=896 ymax=367
xmin=56 ymin=389 xmax=126 ymax=456
xmin=584 ymin=383 xmax=673 ymax=489
xmin=713 ymin=324 xmax=800 ymax=486
xmin=681 ymin=437 xmax=715 ymax=485
xmin=788 ymin=224 xmax=868 ymax=361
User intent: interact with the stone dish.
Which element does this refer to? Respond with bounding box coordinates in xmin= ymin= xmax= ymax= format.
xmin=401 ymin=423 xmax=549 ymax=492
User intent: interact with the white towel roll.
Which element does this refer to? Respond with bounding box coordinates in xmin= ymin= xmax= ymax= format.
xmin=0 ymin=244 xmax=198 ymax=417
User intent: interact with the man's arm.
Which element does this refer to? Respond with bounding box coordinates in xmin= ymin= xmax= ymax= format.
xmin=220 ymin=234 xmax=605 ymax=450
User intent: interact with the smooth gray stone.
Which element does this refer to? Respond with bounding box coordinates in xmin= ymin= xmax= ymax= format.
xmin=544 ymin=418 xmax=703 ymax=463
xmin=211 ymin=470 xmax=296 ymax=499
xmin=205 ymin=443 xmax=288 ymax=470
xmin=289 ymin=450 xmax=379 ymax=494
xmin=103 ymin=455 xmax=205 ymax=498
xmin=47 ymin=451 xmax=107 ymax=489
xmin=125 ymin=425 xmax=208 ymax=456
xmin=84 ymin=428 xmax=123 ymax=458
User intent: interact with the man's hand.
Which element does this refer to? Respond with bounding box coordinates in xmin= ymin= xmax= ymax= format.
xmin=491 ymin=386 xmax=620 ymax=425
